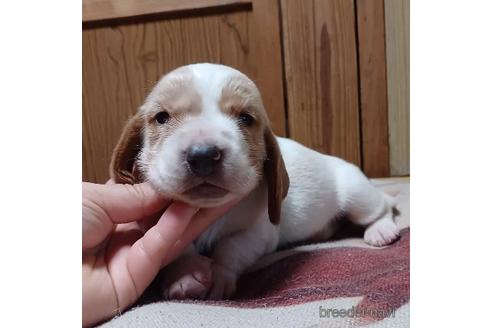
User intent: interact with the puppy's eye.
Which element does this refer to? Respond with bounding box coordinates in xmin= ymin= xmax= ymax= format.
xmin=155 ymin=111 xmax=170 ymax=124
xmin=238 ymin=112 xmax=254 ymax=127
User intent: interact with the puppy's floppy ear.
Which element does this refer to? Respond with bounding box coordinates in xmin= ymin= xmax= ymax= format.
xmin=263 ymin=127 xmax=290 ymax=225
xmin=109 ymin=113 xmax=144 ymax=184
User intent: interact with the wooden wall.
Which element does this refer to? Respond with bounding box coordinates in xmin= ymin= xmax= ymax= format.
xmin=385 ymin=0 xmax=410 ymax=176
xmin=83 ymin=0 xmax=409 ymax=183
xmin=281 ymin=0 xmax=361 ymax=167
xmin=356 ymin=0 xmax=390 ymax=177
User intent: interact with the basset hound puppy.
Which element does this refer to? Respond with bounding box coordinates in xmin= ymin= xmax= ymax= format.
xmin=110 ymin=63 xmax=400 ymax=300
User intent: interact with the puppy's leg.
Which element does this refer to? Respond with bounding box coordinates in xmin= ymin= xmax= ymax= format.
xmin=207 ymin=217 xmax=279 ymax=300
xmin=160 ymin=245 xmax=212 ymax=300
xmin=341 ymin=167 xmax=400 ymax=247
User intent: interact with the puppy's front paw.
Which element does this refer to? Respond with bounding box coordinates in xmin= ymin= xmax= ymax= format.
xmin=160 ymin=254 xmax=212 ymax=300
xmin=207 ymin=264 xmax=238 ymax=300
xmin=364 ymin=216 xmax=400 ymax=247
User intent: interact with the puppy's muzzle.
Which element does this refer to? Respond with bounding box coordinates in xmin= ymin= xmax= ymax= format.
xmin=186 ymin=144 xmax=223 ymax=177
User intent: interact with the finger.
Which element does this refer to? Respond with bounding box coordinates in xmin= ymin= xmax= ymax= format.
xmin=84 ymin=182 xmax=170 ymax=224
xmin=124 ymin=202 xmax=199 ymax=301
xmin=137 ymin=208 xmax=166 ymax=232
xmin=161 ymin=198 xmax=241 ymax=267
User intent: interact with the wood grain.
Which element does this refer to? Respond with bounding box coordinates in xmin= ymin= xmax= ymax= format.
xmin=281 ymin=0 xmax=361 ymax=166
xmin=251 ymin=0 xmax=286 ymax=136
xmin=83 ymin=8 xmax=263 ymax=183
xmin=356 ymin=0 xmax=389 ymax=177
xmin=385 ymin=0 xmax=409 ymax=176
xmin=83 ymin=0 xmax=252 ymax=22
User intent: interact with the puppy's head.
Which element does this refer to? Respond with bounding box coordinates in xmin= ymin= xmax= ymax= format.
xmin=110 ymin=63 xmax=289 ymax=224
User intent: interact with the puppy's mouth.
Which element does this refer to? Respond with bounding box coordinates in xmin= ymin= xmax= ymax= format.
xmin=183 ymin=182 xmax=229 ymax=199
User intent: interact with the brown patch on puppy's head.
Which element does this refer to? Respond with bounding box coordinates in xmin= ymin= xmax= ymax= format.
xmin=110 ymin=66 xmax=201 ymax=184
xmin=219 ymin=75 xmax=289 ymax=224
xmin=143 ymin=67 xmax=202 ymax=149
xmin=219 ymin=75 xmax=267 ymax=174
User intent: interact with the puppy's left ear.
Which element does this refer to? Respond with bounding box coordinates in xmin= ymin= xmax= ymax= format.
xmin=263 ymin=127 xmax=290 ymax=225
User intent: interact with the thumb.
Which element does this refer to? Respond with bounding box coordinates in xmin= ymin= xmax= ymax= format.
xmin=82 ymin=182 xmax=169 ymax=251
xmin=83 ymin=182 xmax=170 ymax=224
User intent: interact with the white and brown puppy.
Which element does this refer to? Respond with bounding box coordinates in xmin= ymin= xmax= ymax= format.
xmin=110 ymin=63 xmax=400 ymax=300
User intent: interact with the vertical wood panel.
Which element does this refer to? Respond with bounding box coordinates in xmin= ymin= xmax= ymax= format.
xmin=385 ymin=0 xmax=409 ymax=176
xmin=251 ymin=0 xmax=286 ymax=136
xmin=281 ymin=0 xmax=361 ymax=166
xmin=356 ymin=0 xmax=390 ymax=177
xmin=83 ymin=9 xmax=261 ymax=183
xmin=83 ymin=28 xmax=148 ymax=183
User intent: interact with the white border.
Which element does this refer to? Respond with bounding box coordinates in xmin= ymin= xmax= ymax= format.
xmin=0 ymin=0 xmax=81 ymax=326
xmin=412 ymin=1 xmax=492 ymax=327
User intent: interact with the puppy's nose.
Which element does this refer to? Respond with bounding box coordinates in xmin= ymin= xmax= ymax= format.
xmin=186 ymin=144 xmax=222 ymax=177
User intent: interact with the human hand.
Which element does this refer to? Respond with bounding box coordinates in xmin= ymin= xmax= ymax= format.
xmin=82 ymin=182 xmax=238 ymax=327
